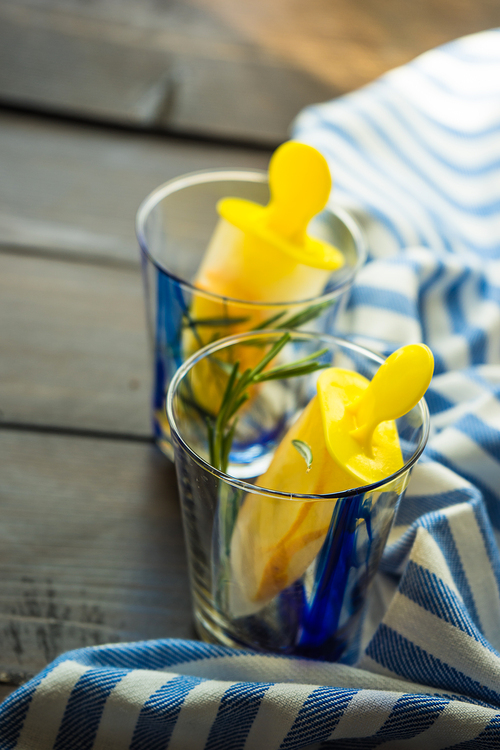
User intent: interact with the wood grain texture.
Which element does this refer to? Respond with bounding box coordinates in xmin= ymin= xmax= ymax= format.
xmin=2 ymin=0 xmax=498 ymax=139
xmin=0 ymin=111 xmax=270 ymax=263
xmin=0 ymin=429 xmax=193 ymax=678
xmin=0 ymin=251 xmax=151 ymax=435
xmin=0 ymin=2 xmax=336 ymax=143
xmin=192 ymin=0 xmax=500 ymax=92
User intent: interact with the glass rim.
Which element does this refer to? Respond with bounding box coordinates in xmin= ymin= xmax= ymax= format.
xmin=135 ymin=168 xmax=367 ymax=309
xmin=166 ymin=330 xmax=431 ymax=501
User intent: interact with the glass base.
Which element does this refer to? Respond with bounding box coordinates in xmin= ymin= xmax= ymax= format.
xmin=194 ymin=609 xmax=246 ymax=651
xmin=192 ymin=597 xmax=363 ymax=663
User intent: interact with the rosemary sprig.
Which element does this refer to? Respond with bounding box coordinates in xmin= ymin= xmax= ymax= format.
xmin=253 ymin=300 xmax=333 ymax=333
xmin=278 ymin=300 xmax=334 ymax=329
xmin=183 ymin=315 xmax=250 ymax=328
xmin=184 ymin=298 xmax=333 ymax=349
xmin=206 ymin=333 xmax=330 ymax=473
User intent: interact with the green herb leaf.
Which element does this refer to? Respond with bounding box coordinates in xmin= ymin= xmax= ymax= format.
xmin=251 ymin=311 xmax=287 ymax=330
xmin=277 ymin=301 xmax=333 ymax=330
xmin=253 ymin=362 xmax=330 ymax=382
xmin=202 ymin=333 xmax=328 ymax=472
xmin=292 ymin=439 xmax=314 ymax=472
xmin=184 ymin=316 xmax=250 ymax=327
xmin=251 ymin=300 xmax=333 ymax=334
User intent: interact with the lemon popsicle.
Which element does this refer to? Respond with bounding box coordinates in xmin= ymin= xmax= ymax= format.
xmin=196 ymin=141 xmax=343 ymax=304
xmin=185 ymin=142 xmax=344 ymax=355
xmin=228 ymin=344 xmax=434 ymax=617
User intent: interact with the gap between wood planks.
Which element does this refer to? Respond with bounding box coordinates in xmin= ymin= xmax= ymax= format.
xmin=0 ymin=422 xmax=154 ymax=444
xmin=0 ymin=240 xmax=141 ymax=272
xmin=0 ymin=102 xmax=282 ymax=153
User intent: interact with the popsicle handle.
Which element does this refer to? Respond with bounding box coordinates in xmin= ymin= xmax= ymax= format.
xmin=349 ymin=344 xmax=434 ymax=446
xmin=265 ymin=141 xmax=332 ymax=243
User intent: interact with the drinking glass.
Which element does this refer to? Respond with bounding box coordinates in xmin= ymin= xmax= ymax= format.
xmin=137 ymin=170 xmax=365 ymax=458
xmin=166 ymin=331 xmax=429 ymax=663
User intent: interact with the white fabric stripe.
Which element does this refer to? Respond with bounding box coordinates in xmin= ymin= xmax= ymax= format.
xmin=348 ymin=652 xmax=474 ymax=700
xmin=373 ymin=85 xmax=500 ymax=166
xmin=357 ymin=653 xmax=417 ymax=683
xmin=92 ymin=670 xmax=180 ymax=750
xmin=458 ymin=28 xmax=500 ymax=57
xmin=384 ymin=593 xmax=500 ymax=691
xmin=16 ymin=661 xmax=90 ymax=750
xmin=474 ymin=393 xmax=500 ymax=432
xmin=168 ymin=679 xmax=232 ymax=750
xmin=356 ymin=96 xmax=500 ymax=207
xmin=348 ymin=307 xmax=422 ymax=344
xmin=328 ymin=689 xmax=400 ymax=739
xmin=476 ymin=363 xmax=500 ymax=385
xmin=430 ymin=371 xmax=487 ymax=409
xmin=381 ymin=699 xmax=497 ymax=750
xmin=431 ymin=334 xmax=470 ymax=372
xmin=430 ymin=428 xmax=500 ymax=497
xmin=485 ymin=263 xmax=500 ymax=287
xmin=447 ymin=504 xmax=500 ymax=651
xmin=466 ymin=300 xmax=500 ymax=368
xmin=404 ymin=461 xmax=471 ymax=497
xmin=415 ymin=47 xmax=500 ymax=96
xmin=409 ymin=526 xmax=462 ymax=597
xmin=354 ymin=261 xmax=418 ymax=294
xmin=171 ymin=654 xmax=451 ymax=695
xmin=309 ymin=128 xmax=442 ymax=250
xmin=364 ymin=95 xmax=500 ymax=188
xmin=244 ymin=683 xmax=314 ymax=750
xmin=387 ymin=66 xmax=500 ymax=129
xmin=423 ymin=281 xmax=456 ymax=350
xmin=431 ymin=399 xmax=493 ymax=433
xmin=363 ymin=574 xmax=400 ymax=647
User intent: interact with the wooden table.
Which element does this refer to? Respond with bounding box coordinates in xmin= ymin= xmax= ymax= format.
xmin=1 ymin=0 xmax=499 ymax=701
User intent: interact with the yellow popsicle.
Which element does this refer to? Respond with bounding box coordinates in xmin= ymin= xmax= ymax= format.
xmin=184 ymin=142 xmax=343 ymax=354
xmin=184 ymin=142 xmax=344 ymax=416
xmin=229 ymin=344 xmax=434 ymax=616
xmin=196 ymin=141 xmax=343 ymax=305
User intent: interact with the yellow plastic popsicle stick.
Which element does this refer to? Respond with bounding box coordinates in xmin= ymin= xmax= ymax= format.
xmin=218 ymin=141 xmax=344 ymax=271
xmin=318 ymin=344 xmax=434 ymax=485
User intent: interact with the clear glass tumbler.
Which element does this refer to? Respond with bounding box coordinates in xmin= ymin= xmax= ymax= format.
xmin=166 ymin=331 xmax=429 ymax=663
xmin=136 ymin=169 xmax=365 ymax=458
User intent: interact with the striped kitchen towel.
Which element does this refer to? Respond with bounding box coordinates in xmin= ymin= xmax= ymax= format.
xmin=2 ymin=27 xmax=500 ymax=750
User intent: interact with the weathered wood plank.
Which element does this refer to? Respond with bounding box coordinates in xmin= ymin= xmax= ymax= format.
xmin=2 ymin=0 xmax=499 ymax=146
xmin=191 ymin=0 xmax=500 ymax=92
xmin=0 ymin=251 xmax=151 ymax=435
xmin=0 ymin=429 xmax=192 ymax=678
xmin=0 ymin=111 xmax=270 ymax=263
xmin=0 ymin=3 xmax=336 ymax=143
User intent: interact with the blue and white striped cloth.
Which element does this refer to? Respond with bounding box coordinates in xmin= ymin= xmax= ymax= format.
xmin=2 ymin=28 xmax=500 ymax=749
